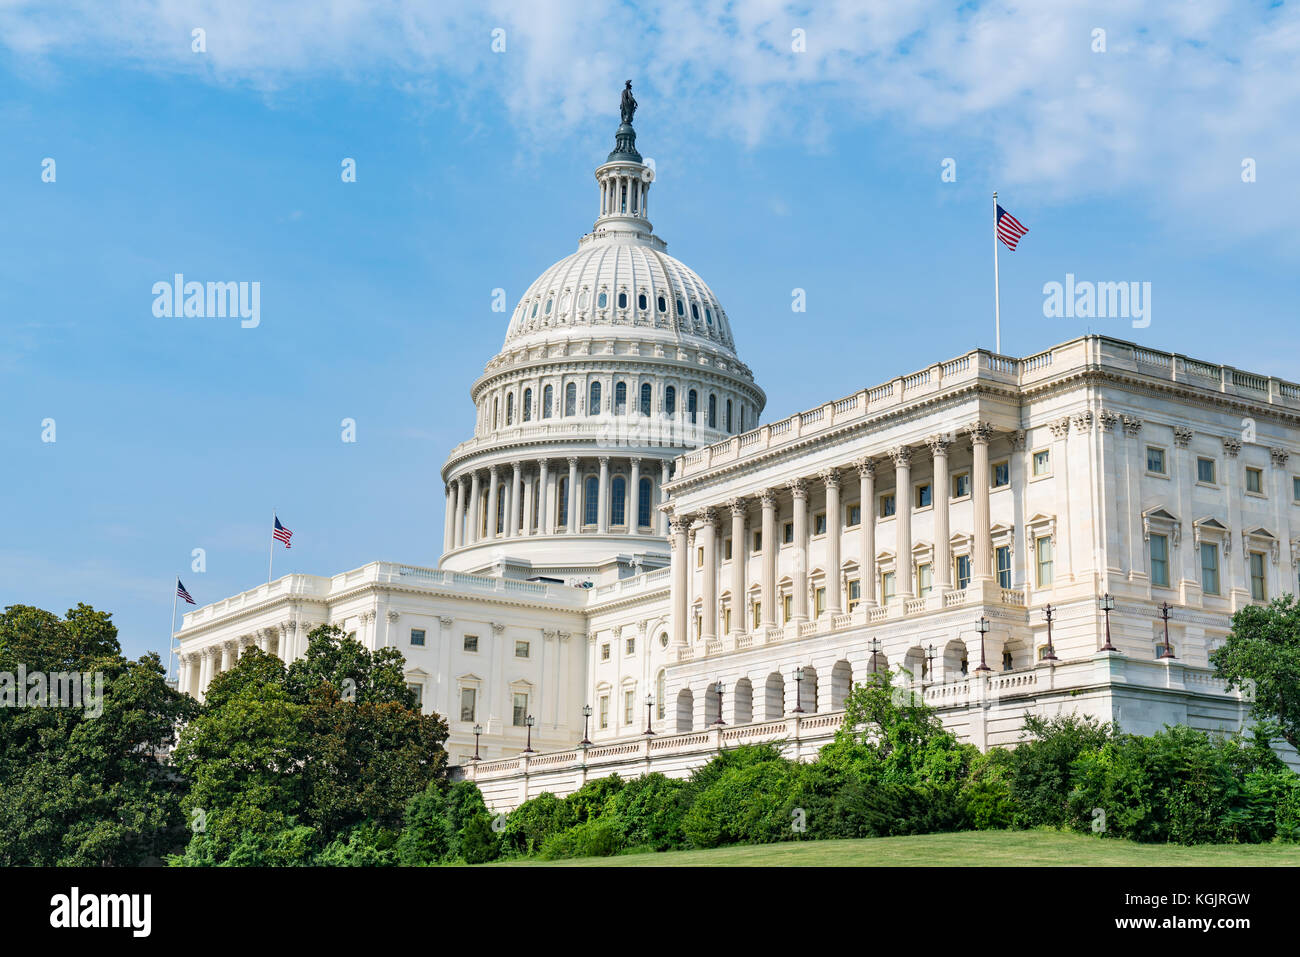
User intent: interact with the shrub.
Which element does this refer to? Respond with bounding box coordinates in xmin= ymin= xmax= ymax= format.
xmin=682 ymin=757 xmax=801 ymax=848
xmin=500 ymin=792 xmax=576 ymax=856
xmin=565 ymin=775 xmax=625 ymax=824
xmin=1008 ymin=714 xmax=1116 ymax=828
xmin=608 ymin=773 xmax=692 ymax=850
xmin=458 ymin=811 xmax=500 ymax=864
xmin=538 ymin=818 xmax=624 ymax=860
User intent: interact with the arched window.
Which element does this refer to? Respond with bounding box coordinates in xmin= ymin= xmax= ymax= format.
xmin=557 ymin=477 xmax=569 ymax=528
xmin=492 ymin=398 xmax=499 ymax=429
xmin=618 ymin=291 xmax=628 ymax=309
xmin=522 ymin=388 xmax=532 ymax=422
xmin=637 ymin=293 xmax=647 ymax=311
xmin=495 ymin=485 xmax=506 ymax=534
xmin=688 ymin=389 xmax=698 ymax=424
xmin=598 ymin=291 xmax=608 ymax=309
xmin=665 ymin=386 xmax=676 ymax=415
xmin=611 ymin=476 xmax=627 ymax=526
xmin=565 ymin=383 xmax=577 ymax=416
xmin=708 ymin=393 xmax=717 ymax=428
xmin=725 ymin=398 xmax=733 ymax=432
xmin=639 ymin=383 xmax=652 ymax=416
xmin=615 ymin=381 xmax=627 ymax=414
xmin=657 ymin=295 xmax=667 ymax=313
xmin=583 ymin=475 xmax=599 ymax=525
xmin=542 ymin=385 xmax=553 ymax=419
xmin=656 ymin=669 xmax=666 ymax=720
xmin=675 ymin=298 xmax=684 ymax=316
xmin=638 ymin=477 xmax=653 ymax=528
xmin=589 ymin=382 xmax=602 ymax=416
xmin=506 ymin=393 xmax=514 ymax=425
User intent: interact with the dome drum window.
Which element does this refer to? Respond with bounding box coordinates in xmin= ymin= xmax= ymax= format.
xmin=657 ymin=295 xmax=667 ymax=313
xmin=597 ymin=291 xmax=608 ymax=309
xmin=637 ymin=292 xmax=648 ymax=311
xmin=617 ymin=291 xmax=628 ymax=309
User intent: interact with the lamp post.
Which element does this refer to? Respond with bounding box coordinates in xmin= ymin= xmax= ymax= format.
xmin=792 ymin=667 xmax=805 ymax=714
xmin=1099 ymin=593 xmax=1116 ymax=652
xmin=522 ymin=714 xmax=535 ymax=753
xmin=925 ymin=642 xmax=936 ymax=683
xmin=472 ymin=723 xmax=482 ymax=762
xmin=975 ymin=616 xmax=992 ymax=672
xmin=580 ymin=704 xmax=592 ymax=746
xmin=869 ymin=638 xmax=882 ymax=676
xmin=1159 ymin=602 xmax=1177 ymax=659
xmin=1042 ymin=603 xmax=1059 ymax=661
xmin=644 ymin=693 xmax=656 ymax=735
xmin=714 ymin=681 xmax=726 ymax=725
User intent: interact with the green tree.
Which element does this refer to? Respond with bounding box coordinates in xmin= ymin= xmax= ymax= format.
xmin=0 ymin=604 xmax=197 ymax=865
xmin=286 ymin=624 xmax=415 ymax=707
xmin=1211 ymin=595 xmax=1300 ymax=750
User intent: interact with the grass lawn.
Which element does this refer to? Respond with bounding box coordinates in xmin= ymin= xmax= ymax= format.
xmin=489 ymin=830 xmax=1300 ymax=866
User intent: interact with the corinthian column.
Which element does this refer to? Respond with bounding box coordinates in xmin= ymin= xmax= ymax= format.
xmin=567 ymin=457 xmax=580 ymax=533
xmin=729 ymin=498 xmax=747 ymax=635
xmin=509 ymin=462 xmax=522 ymax=537
xmin=857 ymin=458 xmax=876 ymax=606
xmin=761 ymin=489 xmax=777 ymax=627
xmin=487 ymin=466 xmax=500 ymax=540
xmin=700 ymin=508 xmax=719 ymax=640
xmin=597 ymin=457 xmax=611 ymax=533
xmin=821 ymin=469 xmax=842 ymax=615
xmin=629 ymin=457 xmax=641 ymax=533
xmin=970 ymin=422 xmax=994 ymax=582
xmin=537 ymin=458 xmax=550 ymax=534
xmin=790 ymin=479 xmax=809 ymax=620
xmin=891 ymin=447 xmax=913 ymax=599
xmin=468 ymin=470 xmax=481 ymax=544
xmin=670 ymin=515 xmax=690 ymax=646
xmin=928 ymin=435 xmax=951 ymax=589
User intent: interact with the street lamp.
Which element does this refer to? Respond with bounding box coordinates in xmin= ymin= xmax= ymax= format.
xmin=792 ymin=667 xmax=805 ymax=714
xmin=644 ymin=693 xmax=656 ymax=735
xmin=1099 ymin=593 xmax=1116 ymax=652
xmin=975 ymin=616 xmax=992 ymax=672
xmin=472 ymin=723 xmax=483 ymax=762
xmin=1042 ymin=603 xmax=1059 ymax=661
xmin=1159 ymin=602 xmax=1177 ymax=659
xmin=925 ymin=643 xmax=936 ymax=682
xmin=869 ymin=638 xmax=882 ymax=676
xmin=714 ymin=681 xmax=726 ymax=726
xmin=580 ymin=704 xmax=592 ymax=746
xmin=522 ymin=714 xmax=535 ymax=754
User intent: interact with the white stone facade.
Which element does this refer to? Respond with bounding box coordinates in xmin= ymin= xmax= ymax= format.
xmin=174 ymin=106 xmax=1300 ymax=798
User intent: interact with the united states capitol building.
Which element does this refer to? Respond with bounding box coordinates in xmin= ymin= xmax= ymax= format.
xmin=174 ymin=95 xmax=1300 ymax=809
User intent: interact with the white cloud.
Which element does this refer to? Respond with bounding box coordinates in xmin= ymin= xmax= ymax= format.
xmin=2 ymin=0 xmax=1296 ymax=247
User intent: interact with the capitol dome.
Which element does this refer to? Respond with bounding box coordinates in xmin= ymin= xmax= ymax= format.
xmin=439 ymin=86 xmax=765 ymax=582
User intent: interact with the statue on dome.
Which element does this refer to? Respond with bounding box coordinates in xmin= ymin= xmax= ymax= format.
xmin=620 ymin=80 xmax=637 ymax=124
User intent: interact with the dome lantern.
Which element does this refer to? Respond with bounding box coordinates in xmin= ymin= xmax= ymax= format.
xmin=593 ymin=81 xmax=655 ymax=241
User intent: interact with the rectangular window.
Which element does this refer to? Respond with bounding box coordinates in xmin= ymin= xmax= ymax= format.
xmin=881 ymin=570 xmax=896 ymax=603
xmin=599 ymin=695 xmax=609 ymax=730
xmin=724 ymin=538 xmax=733 ymax=560
xmin=1035 ymin=536 xmax=1054 ymax=587
xmin=1200 ymin=542 xmax=1220 ymax=596
xmin=814 ymin=586 xmax=826 ymax=615
xmin=847 ymin=504 xmax=862 ymax=527
xmin=1246 ymin=467 xmax=1264 ymax=494
xmin=459 ymin=687 xmax=477 ymax=723
xmin=782 ymin=521 xmax=794 ymax=544
xmin=463 ymin=634 xmax=478 ymax=653
xmin=697 ymin=546 xmax=704 ymax=567
xmin=1032 ymin=449 xmax=1051 ymax=477
xmin=1294 ymin=476 xmax=1300 ymax=503
xmin=723 ymin=607 xmax=732 ymax=632
xmin=917 ymin=563 xmax=932 ymax=597
xmin=880 ymin=494 xmax=896 ymax=518
xmin=512 ymin=692 xmax=528 ymax=727
xmin=916 ymin=483 xmax=932 ymax=509
xmin=625 ymin=636 xmax=635 ymax=656
xmin=1197 ymin=457 xmax=1217 ymax=485
xmin=601 ymin=643 xmax=610 ymax=661
xmin=992 ymin=461 xmax=1010 ymax=488
xmin=408 ymin=683 xmax=423 ymax=709
xmin=996 ymin=545 xmax=1012 ymax=589
xmin=952 ymin=472 xmax=971 ymax=499
xmin=752 ymin=601 xmax=762 ymax=628
xmin=782 ymin=594 xmax=793 ymax=624
xmin=409 ymin=628 xmax=426 ymax=647
xmin=847 ymin=579 xmax=861 ymax=611
xmin=1146 ymin=446 xmax=1167 ymax=475
xmin=752 ymin=530 xmax=762 ymax=552
xmin=956 ymin=554 xmax=971 ymax=590
xmin=624 ymin=691 xmax=635 ymax=726
xmin=1150 ymin=533 xmax=1170 ymax=587
xmin=515 ymin=640 xmax=530 ymax=658
xmin=814 ymin=513 xmax=827 ymax=535
xmin=1250 ymin=552 xmax=1267 ymax=600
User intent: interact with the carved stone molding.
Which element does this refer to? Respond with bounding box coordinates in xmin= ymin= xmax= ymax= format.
xmin=788 ymin=478 xmax=809 ymax=500
xmin=1223 ymin=437 xmax=1242 ymax=458
xmin=855 ymin=456 xmax=876 ymax=478
xmin=888 ymin=446 xmax=912 ymax=468
xmin=1271 ymin=447 xmax=1291 ymax=467
xmin=1071 ymin=411 xmax=1093 ymax=433
xmin=1049 ymin=417 xmax=1071 ymax=439
xmin=1122 ymin=415 xmax=1143 ymax=437
xmin=1098 ymin=410 xmax=1119 ymax=432
xmin=1173 ymin=427 xmax=1194 ymax=448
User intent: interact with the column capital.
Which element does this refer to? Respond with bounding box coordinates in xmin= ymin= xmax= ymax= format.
xmin=967 ymin=421 xmax=995 ymax=444
xmin=760 ymin=488 xmax=779 ymax=509
xmin=702 ymin=506 xmax=719 ymax=528
xmin=1010 ymin=428 xmax=1027 ymax=451
xmin=598 ymin=455 xmax=610 ymax=467
xmin=728 ymin=497 xmax=748 ymax=517
xmin=489 ymin=464 xmax=501 ymax=478
xmin=629 ymin=455 xmax=641 ymax=467
xmin=889 ymin=446 xmax=912 ymax=468
xmin=567 ymin=455 xmax=580 ymax=467
xmin=1271 ymin=447 xmax=1291 ymax=467
xmin=537 ymin=456 xmax=549 ymax=470
xmin=1173 ymin=427 xmax=1194 ymax=448
xmin=512 ymin=461 xmax=522 ymax=475
xmin=1098 ymin=411 xmax=1119 ymax=432
xmin=819 ymin=467 xmax=841 ymax=489
xmin=439 ymin=615 xmax=454 ymax=627
xmin=1222 ymin=436 xmax=1241 ymax=458
xmin=926 ymin=434 xmax=950 ymax=456
xmin=1049 ymin=416 xmax=1071 ymax=439
xmin=1070 ymin=411 xmax=1093 ymax=433
xmin=788 ymin=477 xmax=809 ymax=500
xmin=1122 ymin=415 xmax=1143 ymax=437
xmin=855 ymin=456 xmax=876 ymax=478
xmin=670 ymin=515 xmax=692 ymax=535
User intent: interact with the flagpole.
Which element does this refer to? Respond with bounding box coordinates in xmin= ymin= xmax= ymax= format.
xmin=268 ymin=509 xmax=275 ymax=583
xmin=168 ymin=580 xmax=178 ymax=686
xmin=992 ymin=190 xmax=1002 ymax=355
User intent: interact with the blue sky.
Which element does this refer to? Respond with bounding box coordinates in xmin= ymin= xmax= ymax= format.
xmin=1 ymin=1 xmax=1297 ymax=663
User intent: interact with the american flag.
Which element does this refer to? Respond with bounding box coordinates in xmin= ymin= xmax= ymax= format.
xmin=176 ymin=578 xmax=196 ymax=605
xmin=273 ymin=515 xmax=293 ymax=548
xmin=996 ymin=204 xmax=1029 ymax=250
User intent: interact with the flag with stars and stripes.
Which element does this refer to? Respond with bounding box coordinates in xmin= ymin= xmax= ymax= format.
xmin=996 ymin=204 xmax=1029 ymax=250
xmin=176 ymin=578 xmax=196 ymax=605
xmin=273 ymin=515 xmax=293 ymax=548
